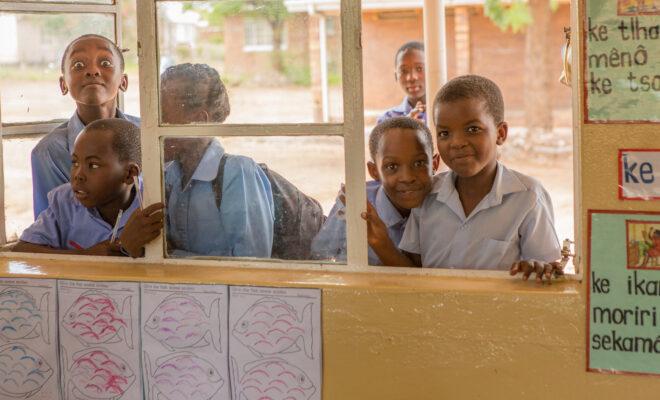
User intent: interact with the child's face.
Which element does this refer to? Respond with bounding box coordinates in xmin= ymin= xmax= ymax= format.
xmin=368 ymin=128 xmax=433 ymax=213
xmin=60 ymin=37 xmax=127 ymax=107
xmin=434 ymin=98 xmax=507 ymax=179
xmin=395 ymin=49 xmax=425 ymax=105
xmin=70 ymin=129 xmax=133 ymax=209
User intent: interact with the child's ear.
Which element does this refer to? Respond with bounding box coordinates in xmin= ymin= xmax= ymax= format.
xmin=432 ymin=153 xmax=440 ymax=173
xmin=124 ymin=163 xmax=140 ymax=184
xmin=196 ymin=109 xmax=210 ymax=123
xmin=367 ymin=161 xmax=381 ymax=181
xmin=59 ymin=76 xmax=68 ymax=96
xmin=495 ymin=121 xmax=508 ymax=145
xmin=119 ymin=73 xmax=128 ymax=92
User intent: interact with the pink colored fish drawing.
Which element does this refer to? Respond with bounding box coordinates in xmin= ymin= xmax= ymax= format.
xmin=144 ymin=352 xmax=224 ymax=400
xmin=66 ymin=348 xmax=135 ymax=400
xmin=233 ymin=298 xmax=313 ymax=358
xmin=0 ymin=287 xmax=50 ymax=344
xmin=145 ymin=294 xmax=222 ymax=352
xmin=62 ymin=290 xmax=133 ymax=349
xmin=230 ymin=357 xmax=316 ymax=400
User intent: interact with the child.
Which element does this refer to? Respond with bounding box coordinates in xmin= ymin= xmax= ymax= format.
xmin=160 ymin=63 xmax=274 ymax=257
xmin=15 ymin=119 xmax=163 ymax=258
xmin=31 ymin=34 xmax=139 ymax=218
xmin=366 ymin=75 xmax=562 ymax=281
xmin=310 ymin=117 xmax=434 ymax=265
xmin=377 ymin=41 xmax=426 ymax=124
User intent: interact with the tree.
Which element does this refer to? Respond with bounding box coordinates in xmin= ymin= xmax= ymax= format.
xmin=484 ymin=0 xmax=559 ymax=152
xmin=189 ymin=0 xmax=289 ymax=73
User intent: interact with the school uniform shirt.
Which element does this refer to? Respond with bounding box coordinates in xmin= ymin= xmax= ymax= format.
xmin=310 ymin=180 xmax=408 ymax=265
xmin=376 ymin=97 xmax=427 ymax=125
xmin=31 ymin=110 xmax=140 ymax=219
xmin=165 ymin=139 xmax=275 ymax=258
xmin=20 ymin=183 xmax=140 ymax=250
xmin=399 ymin=163 xmax=561 ymax=270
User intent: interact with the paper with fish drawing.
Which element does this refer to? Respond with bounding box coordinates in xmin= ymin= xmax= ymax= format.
xmin=0 ymin=278 xmax=58 ymax=400
xmin=57 ymin=280 xmax=140 ymax=400
xmin=140 ymin=283 xmax=229 ymax=400
xmin=229 ymin=286 xmax=321 ymax=400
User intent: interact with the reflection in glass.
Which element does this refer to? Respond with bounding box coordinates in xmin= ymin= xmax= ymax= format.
xmin=156 ymin=1 xmax=342 ymax=124
xmin=161 ymin=136 xmax=345 ymax=261
xmin=0 ymin=13 xmax=114 ymax=123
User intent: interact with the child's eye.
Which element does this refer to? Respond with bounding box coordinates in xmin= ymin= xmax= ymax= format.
xmin=413 ymin=160 xmax=428 ymax=168
xmin=437 ymin=130 xmax=449 ymax=139
xmin=72 ymin=61 xmax=85 ymax=69
xmin=71 ymin=161 xmax=79 ymax=168
xmin=100 ymin=60 xmax=113 ymax=68
xmin=416 ymin=66 xmax=424 ymax=73
xmin=89 ymin=163 xmax=100 ymax=169
xmin=466 ymin=126 xmax=481 ymax=134
xmin=384 ymin=163 xmax=398 ymax=172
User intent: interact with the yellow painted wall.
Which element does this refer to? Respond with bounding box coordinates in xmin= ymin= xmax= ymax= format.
xmin=2 ymin=0 xmax=659 ymax=398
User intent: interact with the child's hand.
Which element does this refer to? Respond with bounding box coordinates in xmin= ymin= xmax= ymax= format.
xmin=83 ymin=240 xmax=122 ymax=256
xmin=119 ymin=202 xmax=165 ymax=258
xmin=509 ymin=260 xmax=564 ymax=284
xmin=361 ymin=201 xmax=390 ymax=249
xmin=408 ymin=101 xmax=426 ymax=120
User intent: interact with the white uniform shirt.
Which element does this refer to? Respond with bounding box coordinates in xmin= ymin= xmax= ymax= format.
xmin=399 ymin=163 xmax=561 ymax=270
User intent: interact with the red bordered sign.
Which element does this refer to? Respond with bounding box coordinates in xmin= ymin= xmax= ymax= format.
xmin=618 ymin=149 xmax=660 ymax=200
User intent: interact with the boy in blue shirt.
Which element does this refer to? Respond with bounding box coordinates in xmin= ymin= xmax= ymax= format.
xmin=377 ymin=41 xmax=427 ymax=125
xmin=160 ymin=64 xmax=274 ymax=257
xmin=310 ymin=117 xmax=435 ymax=264
xmin=15 ymin=119 xmax=164 ymax=257
xmin=365 ymin=75 xmax=563 ymax=281
xmin=31 ymin=34 xmax=139 ymax=218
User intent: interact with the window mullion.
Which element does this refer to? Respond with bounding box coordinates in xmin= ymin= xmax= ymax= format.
xmin=341 ymin=0 xmax=367 ymax=267
xmin=135 ymin=0 xmax=162 ymax=261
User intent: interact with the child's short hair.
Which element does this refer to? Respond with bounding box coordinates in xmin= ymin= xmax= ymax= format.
xmin=433 ymin=75 xmax=504 ymax=124
xmin=395 ymin=41 xmax=424 ymax=66
xmin=160 ymin=63 xmax=230 ymax=123
xmin=60 ymin=34 xmax=125 ymax=73
xmin=368 ymin=117 xmax=433 ymax=161
xmin=84 ymin=119 xmax=141 ymax=168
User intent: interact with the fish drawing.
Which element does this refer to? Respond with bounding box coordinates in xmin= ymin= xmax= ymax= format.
xmin=0 ymin=343 xmax=53 ymax=398
xmin=62 ymin=290 xmax=133 ymax=349
xmin=0 ymin=287 xmax=50 ymax=344
xmin=144 ymin=352 xmax=224 ymax=400
xmin=233 ymin=298 xmax=313 ymax=358
xmin=65 ymin=348 xmax=135 ymax=400
xmin=230 ymin=357 xmax=316 ymax=400
xmin=144 ymin=294 xmax=222 ymax=352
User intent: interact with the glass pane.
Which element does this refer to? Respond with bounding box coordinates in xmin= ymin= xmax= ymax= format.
xmin=3 ymin=137 xmax=38 ymax=241
xmin=161 ymin=135 xmax=345 ymax=262
xmin=0 ymin=13 xmax=114 ymax=123
xmin=9 ymin=0 xmax=112 ymax=4
xmin=156 ymin=1 xmax=342 ymax=124
xmin=121 ymin=0 xmax=141 ymax=117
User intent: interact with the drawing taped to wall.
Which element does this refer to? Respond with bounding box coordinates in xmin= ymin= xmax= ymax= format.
xmin=230 ymin=357 xmax=316 ymax=400
xmin=61 ymin=290 xmax=133 ymax=349
xmin=144 ymin=294 xmax=222 ymax=352
xmin=63 ymin=348 xmax=135 ymax=399
xmin=144 ymin=352 xmax=225 ymax=400
xmin=232 ymin=298 xmax=313 ymax=359
xmin=0 ymin=287 xmax=49 ymax=344
xmin=0 ymin=343 xmax=53 ymax=398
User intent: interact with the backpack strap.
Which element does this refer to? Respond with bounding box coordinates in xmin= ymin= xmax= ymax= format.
xmin=212 ymin=153 xmax=229 ymax=209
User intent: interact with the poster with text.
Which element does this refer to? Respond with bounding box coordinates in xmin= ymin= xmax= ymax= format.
xmin=229 ymin=286 xmax=322 ymax=400
xmin=584 ymin=0 xmax=659 ymax=122
xmin=57 ymin=280 xmax=140 ymax=400
xmin=588 ymin=210 xmax=660 ymax=375
xmin=141 ymin=282 xmax=230 ymax=400
xmin=0 ymin=278 xmax=59 ymax=400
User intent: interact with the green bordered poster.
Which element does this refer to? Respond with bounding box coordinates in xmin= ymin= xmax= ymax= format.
xmin=583 ymin=0 xmax=660 ymax=123
xmin=588 ymin=210 xmax=660 ymax=375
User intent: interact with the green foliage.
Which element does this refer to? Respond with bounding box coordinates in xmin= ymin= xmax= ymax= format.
xmin=283 ymin=59 xmax=311 ymax=86
xmin=484 ymin=0 xmax=533 ymax=33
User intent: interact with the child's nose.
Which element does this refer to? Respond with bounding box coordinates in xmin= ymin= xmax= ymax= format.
xmin=85 ymin=66 xmax=101 ymax=77
xmin=398 ymin=166 xmax=415 ymax=182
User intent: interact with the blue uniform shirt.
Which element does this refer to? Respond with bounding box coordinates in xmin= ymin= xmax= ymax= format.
xmin=31 ymin=110 xmax=140 ymax=218
xmin=165 ymin=139 xmax=275 ymax=258
xmin=310 ymin=180 xmax=407 ymax=265
xmin=20 ymin=183 xmax=141 ymax=250
xmin=377 ymin=97 xmax=427 ymax=125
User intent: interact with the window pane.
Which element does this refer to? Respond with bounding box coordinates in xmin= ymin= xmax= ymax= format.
xmin=0 ymin=13 xmax=114 ymax=124
xmin=161 ymin=135 xmax=345 ymax=262
xmin=156 ymin=1 xmax=342 ymax=124
xmin=2 ymin=137 xmax=38 ymax=241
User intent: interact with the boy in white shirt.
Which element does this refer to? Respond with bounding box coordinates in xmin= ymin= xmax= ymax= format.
xmin=364 ymin=75 xmax=562 ymax=281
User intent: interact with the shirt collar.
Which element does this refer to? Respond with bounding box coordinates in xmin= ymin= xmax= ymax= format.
xmin=190 ymin=139 xmax=226 ymax=182
xmin=374 ymin=185 xmax=406 ymax=228
xmin=392 ymin=97 xmax=414 ymax=114
xmin=67 ymin=109 xmax=129 ymax=153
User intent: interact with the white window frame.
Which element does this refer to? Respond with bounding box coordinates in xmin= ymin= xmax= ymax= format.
xmin=0 ymin=0 xmax=124 ymax=245
xmin=242 ymin=17 xmax=289 ymax=53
